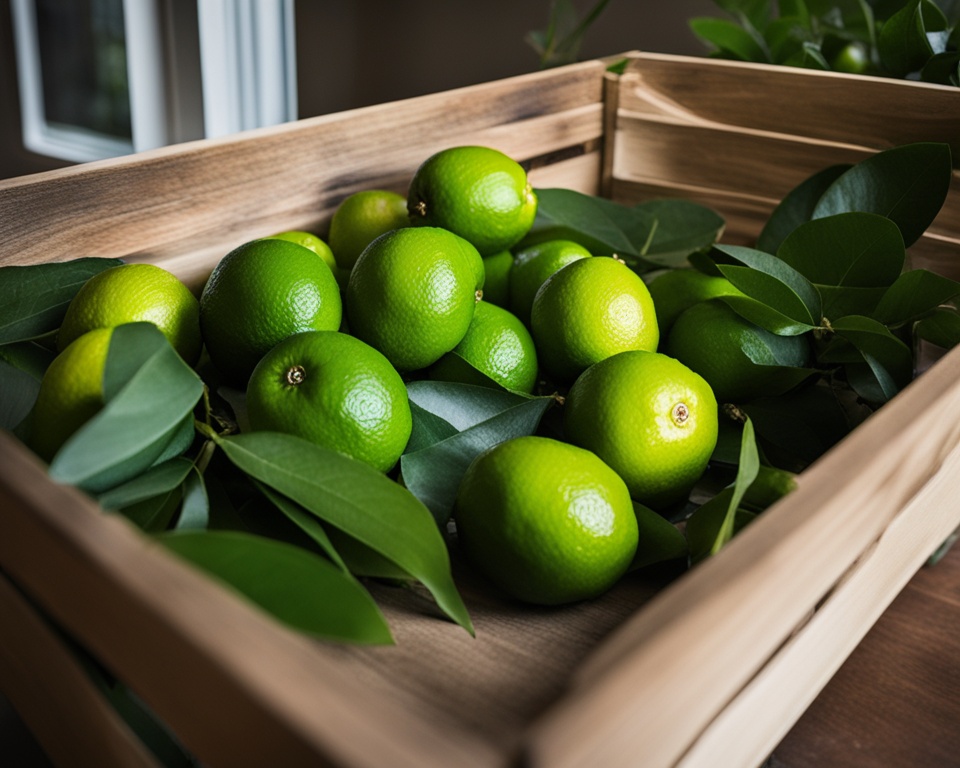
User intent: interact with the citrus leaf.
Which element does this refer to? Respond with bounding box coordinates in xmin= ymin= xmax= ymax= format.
xmin=629 ymin=501 xmax=688 ymax=571
xmin=690 ymin=17 xmax=769 ymax=61
xmin=406 ymin=380 xmax=528 ymax=432
xmin=712 ymin=244 xmax=822 ymax=331
xmin=406 ymin=401 xmax=465 ymax=454
xmin=812 ymin=142 xmax=953 ymax=247
xmin=743 ymin=385 xmax=852 ymax=468
xmin=686 ymin=490 xmax=758 ymax=565
xmin=782 ymin=41 xmax=831 ymax=68
xmin=118 ymin=486 xmax=182 ymax=533
xmin=757 ymin=164 xmax=852 ymax=255
xmin=256 ymin=481 xmax=347 ymax=571
xmin=845 ymin=355 xmax=900 ymax=403
xmin=159 ymin=530 xmax=393 ymax=645
xmin=916 ymin=308 xmax=960 ymax=348
xmin=878 ymin=0 xmax=947 ymax=75
xmin=48 ymin=330 xmax=204 ymax=492
xmin=400 ymin=395 xmax=554 ymax=526
xmin=176 ymin=467 xmax=209 ymax=531
xmin=102 ymin=322 xmax=170 ymax=400
xmin=832 ymin=315 xmax=914 ymax=390
xmin=96 ymin=457 xmax=193 ymax=511
xmin=713 ymin=415 xmax=761 ymax=555
xmin=214 ymin=431 xmax=473 ymax=634
xmin=718 ymin=295 xmax=818 ymax=335
xmin=921 ymin=51 xmax=960 ymax=84
xmin=0 ymin=356 xmax=42 ymax=431
xmin=526 ymin=189 xmax=723 ymax=267
xmin=325 ymin=527 xmax=413 ymax=581
xmin=872 ymin=269 xmax=960 ymax=326
xmin=0 ymin=258 xmax=123 ymax=344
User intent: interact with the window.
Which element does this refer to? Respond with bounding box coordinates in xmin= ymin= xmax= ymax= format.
xmin=10 ymin=0 xmax=297 ymax=163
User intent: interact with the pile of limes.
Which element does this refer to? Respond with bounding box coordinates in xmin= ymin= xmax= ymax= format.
xmin=30 ymin=144 xmax=770 ymax=608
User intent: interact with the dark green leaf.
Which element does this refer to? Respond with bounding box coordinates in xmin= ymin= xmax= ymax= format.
xmin=777 ymin=212 xmax=905 ymax=318
xmin=0 ymin=258 xmax=123 ymax=344
xmin=629 ymin=501 xmax=688 ymax=570
xmin=96 ymin=457 xmax=193 ymax=511
xmin=406 ymin=380 xmax=527 ymax=432
xmin=757 ymin=164 xmax=852 ymax=254
xmin=405 ymin=401 xmax=460 ymax=454
xmin=686 ymin=490 xmax=758 ymax=564
xmin=743 ymin=385 xmax=853 ymax=468
xmin=401 ymin=395 xmax=553 ymax=526
xmin=844 ymin=356 xmax=899 ymax=403
xmin=176 ymin=467 xmax=209 ymax=531
xmin=812 ymin=142 xmax=953 ymax=247
xmin=527 ymin=189 xmax=723 ymax=267
xmin=713 ymin=244 xmax=822 ymax=330
xmin=0 ymin=356 xmax=42 ymax=431
xmin=326 ymin=527 xmax=413 ymax=581
xmin=716 ymin=0 xmax=773 ymax=28
xmin=48 ymin=330 xmax=204 ymax=492
xmin=916 ymin=307 xmax=960 ymax=348
xmin=832 ymin=315 xmax=914 ymax=385
xmin=118 ymin=486 xmax=182 ymax=533
xmin=766 ymin=16 xmax=814 ymax=62
xmin=214 ymin=431 xmax=473 ymax=634
xmin=690 ymin=17 xmax=770 ymax=61
xmin=783 ymin=41 xmax=832 ymax=68
xmin=256 ymin=481 xmax=347 ymax=571
xmin=872 ymin=269 xmax=960 ymax=326
xmin=878 ymin=0 xmax=948 ymax=74
xmin=920 ymin=50 xmax=960 ymax=84
xmin=714 ymin=416 xmax=761 ymax=555
xmin=160 ymin=530 xmax=393 ymax=644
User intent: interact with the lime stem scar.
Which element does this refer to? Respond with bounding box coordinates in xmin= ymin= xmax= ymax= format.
xmin=672 ymin=402 xmax=689 ymax=425
xmin=286 ymin=365 xmax=306 ymax=386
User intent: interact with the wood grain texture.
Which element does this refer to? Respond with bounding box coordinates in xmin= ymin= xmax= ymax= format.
xmin=0 ymin=59 xmax=607 ymax=288
xmin=0 ymin=574 xmax=160 ymax=768
xmin=773 ymin=546 xmax=960 ymax=768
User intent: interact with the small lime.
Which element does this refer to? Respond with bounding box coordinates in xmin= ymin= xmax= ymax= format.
xmin=328 ymin=190 xmax=410 ymax=270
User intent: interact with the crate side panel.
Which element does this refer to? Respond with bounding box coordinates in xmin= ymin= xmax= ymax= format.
xmin=0 ymin=61 xmax=607 ymax=280
xmin=0 ymin=434 xmax=492 ymax=768
xmin=525 ymin=342 xmax=960 ymax=767
xmin=621 ymin=53 xmax=960 ymax=162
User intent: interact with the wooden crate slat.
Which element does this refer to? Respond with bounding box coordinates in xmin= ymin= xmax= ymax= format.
xmin=0 ymin=434 xmax=490 ymax=768
xmin=621 ymin=53 xmax=960 ymax=161
xmin=0 ymin=60 xmax=607 ymax=275
xmin=0 ymin=573 xmax=162 ymax=768
xmin=525 ymin=342 xmax=960 ymax=767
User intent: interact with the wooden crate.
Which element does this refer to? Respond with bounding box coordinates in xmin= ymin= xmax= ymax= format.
xmin=1 ymin=52 xmax=959 ymax=767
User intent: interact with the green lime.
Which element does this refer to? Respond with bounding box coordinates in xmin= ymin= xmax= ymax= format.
xmin=646 ymin=269 xmax=745 ymax=337
xmin=481 ymin=249 xmax=513 ymax=308
xmin=407 ymin=146 xmax=537 ymax=256
xmin=345 ymin=227 xmax=482 ymax=372
xmin=30 ymin=327 xmax=113 ymax=461
xmin=429 ymin=301 xmax=538 ymax=393
xmin=199 ymin=238 xmax=342 ymax=386
xmin=266 ymin=230 xmax=337 ymax=271
xmin=509 ymin=239 xmax=592 ymax=327
xmin=246 ymin=331 xmax=411 ymax=472
xmin=454 ymin=436 xmax=638 ymax=605
xmin=328 ymin=190 xmax=410 ymax=270
xmin=665 ymin=299 xmax=811 ymax=403
xmin=564 ymin=350 xmax=718 ymax=510
xmin=531 ymin=256 xmax=659 ymax=381
xmin=58 ymin=263 xmax=201 ymax=365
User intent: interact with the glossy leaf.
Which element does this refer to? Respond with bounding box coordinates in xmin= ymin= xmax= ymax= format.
xmin=832 ymin=315 xmax=914 ymax=385
xmin=629 ymin=502 xmax=688 ymax=570
xmin=96 ymin=457 xmax=193 ymax=511
xmin=878 ymin=0 xmax=948 ymax=75
xmin=160 ymin=530 xmax=393 ymax=645
xmin=214 ymin=430 xmax=473 ymax=634
xmin=713 ymin=244 xmax=822 ymax=330
xmin=690 ymin=17 xmax=769 ymax=61
xmin=812 ymin=143 xmax=953 ymax=247
xmin=406 ymin=380 xmax=528 ymax=432
xmin=0 ymin=257 xmax=123 ymax=344
xmin=916 ymin=308 xmax=960 ymax=348
xmin=757 ymin=164 xmax=851 ymax=254
xmin=48 ymin=330 xmax=204 ymax=493
xmin=401 ymin=395 xmax=553 ymax=525
xmin=176 ymin=467 xmax=209 ymax=531
xmin=526 ymin=189 xmax=723 ymax=267
xmin=406 ymin=401 xmax=465 ymax=454
xmin=256 ymin=481 xmax=347 ymax=571
xmin=921 ymin=51 xmax=960 ymax=84
xmin=872 ymin=269 xmax=960 ymax=326
xmin=118 ymin=486 xmax=182 ymax=533
xmin=782 ymin=41 xmax=831 ymax=68
xmin=713 ymin=416 xmax=761 ymax=555
xmin=686 ymin=490 xmax=758 ymax=564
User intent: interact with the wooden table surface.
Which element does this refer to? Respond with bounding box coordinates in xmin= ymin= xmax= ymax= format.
xmin=4 ymin=543 xmax=960 ymax=767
